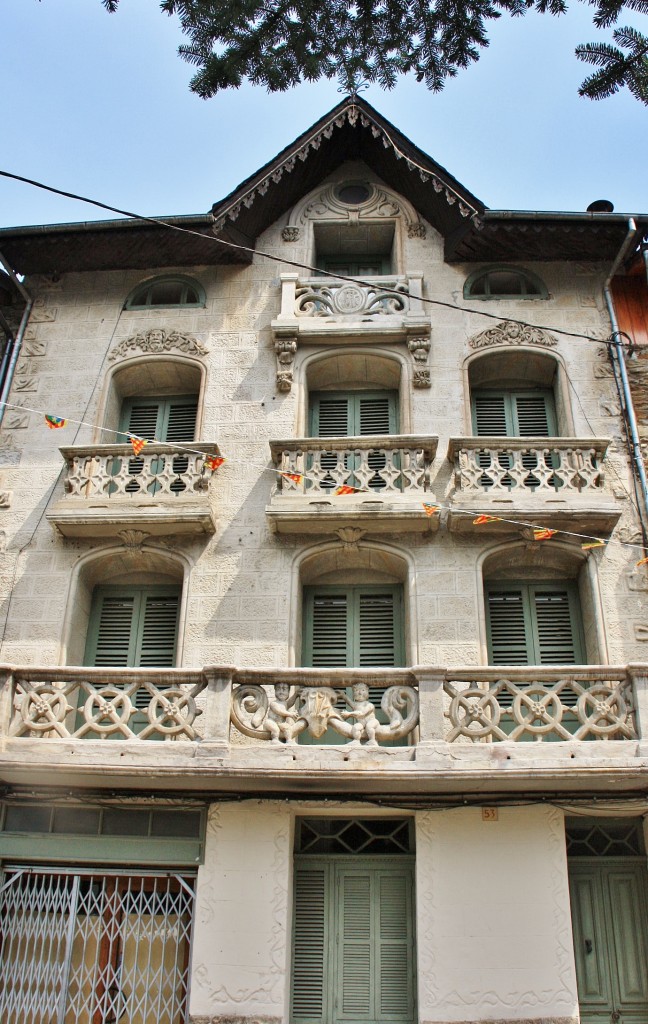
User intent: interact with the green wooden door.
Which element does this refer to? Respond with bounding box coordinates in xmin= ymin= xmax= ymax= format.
xmin=310 ymin=391 xmax=398 ymax=491
xmin=291 ymin=857 xmax=416 ymax=1024
xmin=569 ymin=861 xmax=648 ymax=1023
xmin=301 ymin=585 xmax=404 ymax=744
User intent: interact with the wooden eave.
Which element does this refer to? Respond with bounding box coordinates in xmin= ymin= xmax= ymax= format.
xmin=210 ymin=95 xmax=485 ymax=245
xmin=446 ymin=211 xmax=648 ymax=263
xmin=0 ymin=215 xmax=250 ymax=276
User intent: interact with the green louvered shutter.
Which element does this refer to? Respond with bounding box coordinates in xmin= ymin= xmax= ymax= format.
xmin=308 ymin=593 xmax=351 ymax=667
xmin=292 ymin=860 xmax=415 ymax=1024
xmin=303 ymin=586 xmax=403 ymax=669
xmin=85 ymin=587 xmax=180 ymax=670
xmin=119 ymin=395 xmax=197 ymax=442
xmin=87 ymin=593 xmax=138 ymax=667
xmin=292 ymin=866 xmax=328 ymax=1023
xmin=338 ymin=870 xmax=373 ymax=1019
xmin=472 ymin=390 xmax=556 ymax=437
xmin=378 ymin=869 xmax=415 ymax=1020
xmin=310 ymin=392 xmax=398 ymax=437
xmin=486 ymin=583 xmax=583 ymax=665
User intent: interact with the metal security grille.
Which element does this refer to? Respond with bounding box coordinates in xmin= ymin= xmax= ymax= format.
xmin=0 ymin=868 xmax=195 ymax=1024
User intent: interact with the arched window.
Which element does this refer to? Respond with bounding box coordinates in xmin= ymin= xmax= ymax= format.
xmin=464 ymin=266 xmax=548 ymax=300
xmin=124 ymin=276 xmax=205 ymax=310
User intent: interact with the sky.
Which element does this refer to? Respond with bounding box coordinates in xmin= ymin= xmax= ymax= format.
xmin=1 ymin=0 xmax=647 ymax=231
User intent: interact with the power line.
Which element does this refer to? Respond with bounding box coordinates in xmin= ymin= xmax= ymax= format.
xmin=0 ymin=168 xmax=631 ymax=349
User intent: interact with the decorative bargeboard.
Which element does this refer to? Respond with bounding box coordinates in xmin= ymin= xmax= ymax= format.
xmin=231 ymin=681 xmax=419 ymax=745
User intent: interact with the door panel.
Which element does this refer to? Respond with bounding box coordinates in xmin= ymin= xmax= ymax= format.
xmin=569 ymin=861 xmax=648 ymax=1024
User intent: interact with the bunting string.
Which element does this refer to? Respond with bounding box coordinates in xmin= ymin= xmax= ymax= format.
xmin=2 ymin=398 xmax=648 ymax=565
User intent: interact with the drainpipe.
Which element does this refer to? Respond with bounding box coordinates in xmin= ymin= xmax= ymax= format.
xmin=602 ymin=217 xmax=648 ymax=532
xmin=0 ymin=250 xmax=33 ymax=428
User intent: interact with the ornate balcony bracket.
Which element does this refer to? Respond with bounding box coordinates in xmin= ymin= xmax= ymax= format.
xmin=231 ymin=680 xmax=419 ymax=746
xmin=445 ymin=435 xmax=620 ymax=535
xmin=47 ymin=442 xmax=222 ymax=537
xmin=271 ymin=273 xmax=431 ymax=391
xmin=266 ymin=435 xmax=439 ymax=535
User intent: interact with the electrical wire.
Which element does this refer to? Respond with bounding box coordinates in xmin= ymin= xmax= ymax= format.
xmin=0 ymin=168 xmax=633 ymax=349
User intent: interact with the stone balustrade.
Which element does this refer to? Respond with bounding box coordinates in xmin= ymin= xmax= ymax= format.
xmin=448 ymin=436 xmax=610 ymax=494
xmin=278 ymin=273 xmax=424 ymax=321
xmin=1 ymin=664 xmax=646 ymax=749
xmin=269 ymin=436 xmax=438 ymax=495
xmin=46 ymin=443 xmax=222 ymax=537
xmin=443 ymin=666 xmax=637 ymax=742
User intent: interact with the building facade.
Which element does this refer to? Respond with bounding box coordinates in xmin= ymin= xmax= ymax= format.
xmin=0 ymin=97 xmax=647 ymax=1024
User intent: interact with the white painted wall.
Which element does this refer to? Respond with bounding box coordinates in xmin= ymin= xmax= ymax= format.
xmin=416 ymin=805 xmax=579 ymax=1023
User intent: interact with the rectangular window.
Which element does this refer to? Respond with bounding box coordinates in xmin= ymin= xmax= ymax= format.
xmin=310 ymin=391 xmax=398 ymax=438
xmin=119 ymin=395 xmax=198 ymax=443
xmin=472 ymin=389 xmax=556 ymax=437
xmin=485 ymin=582 xmax=584 ymax=665
xmin=303 ymin=585 xmax=404 ymax=670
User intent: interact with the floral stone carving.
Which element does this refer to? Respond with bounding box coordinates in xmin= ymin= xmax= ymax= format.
xmin=109 ymin=328 xmax=208 ymax=361
xmin=469 ymin=320 xmax=558 ymax=350
xmin=231 ymin=681 xmax=419 ymax=746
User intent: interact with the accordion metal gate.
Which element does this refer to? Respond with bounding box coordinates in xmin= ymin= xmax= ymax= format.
xmin=0 ymin=867 xmax=195 ymax=1024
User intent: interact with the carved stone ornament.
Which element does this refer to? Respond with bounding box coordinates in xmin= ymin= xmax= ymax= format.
xmin=413 ymin=369 xmax=431 ymax=389
xmin=231 ymin=681 xmax=419 ymax=746
xmin=0 ymin=492 xmax=11 ymax=509
xmin=274 ymin=333 xmax=298 ymax=392
xmin=281 ymin=226 xmax=300 ymax=242
xmin=109 ymin=328 xmax=208 ymax=362
xmin=335 ymin=527 xmax=366 ymax=551
xmin=118 ymin=529 xmax=150 ymax=548
xmin=469 ymin=320 xmax=559 ymax=350
xmin=287 ymin=182 xmax=426 ymax=241
xmin=408 ymin=333 xmax=431 ymax=363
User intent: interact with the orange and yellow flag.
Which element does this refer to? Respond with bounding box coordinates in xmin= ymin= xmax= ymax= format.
xmin=422 ymin=503 xmax=440 ymax=516
xmin=205 ymin=455 xmax=225 ymax=472
xmin=473 ymin=514 xmax=501 ymax=525
xmin=335 ymin=485 xmax=361 ymax=495
xmin=45 ymin=415 xmax=66 ymax=429
xmin=533 ymin=527 xmax=557 ymax=541
xmin=129 ymin=436 xmax=147 ymax=457
xmin=281 ymin=472 xmax=304 ymax=485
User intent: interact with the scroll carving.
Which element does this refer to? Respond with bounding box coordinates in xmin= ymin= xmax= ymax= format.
xmin=469 ymin=320 xmax=558 ymax=350
xmin=109 ymin=328 xmax=208 ymax=362
xmin=231 ymin=681 xmax=419 ymax=746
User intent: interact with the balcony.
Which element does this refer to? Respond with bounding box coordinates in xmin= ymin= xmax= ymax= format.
xmin=271 ymin=273 xmax=432 ymax=390
xmin=446 ymin=436 xmax=620 ymax=535
xmin=266 ymin=435 xmax=439 ymax=535
xmin=1 ymin=663 xmax=647 ymax=795
xmin=46 ymin=443 xmax=221 ymax=538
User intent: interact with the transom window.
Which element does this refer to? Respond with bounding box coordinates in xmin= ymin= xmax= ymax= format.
xmin=296 ymin=818 xmax=414 ymax=855
xmin=124 ymin=275 xmax=205 ymax=310
xmin=464 ymin=266 xmax=547 ymax=299
xmin=566 ymin=820 xmax=645 ymax=857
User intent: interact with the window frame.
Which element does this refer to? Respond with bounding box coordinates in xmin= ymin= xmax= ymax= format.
xmin=485 ymin=580 xmax=586 ymax=665
xmin=471 ymin=388 xmax=557 ymax=437
xmin=84 ymin=584 xmax=181 ymax=670
xmin=124 ymin=275 xmax=205 ymax=310
xmin=302 ymin=583 xmax=405 ymax=669
xmin=463 ymin=265 xmax=548 ymax=300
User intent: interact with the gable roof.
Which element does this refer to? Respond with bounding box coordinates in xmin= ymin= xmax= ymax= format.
xmin=210 ymin=95 xmax=485 ymax=247
xmin=0 ymin=95 xmax=645 ymax=275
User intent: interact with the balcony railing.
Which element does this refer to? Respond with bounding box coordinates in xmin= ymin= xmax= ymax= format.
xmin=46 ymin=443 xmax=221 ymax=537
xmin=277 ymin=273 xmax=424 ymax=322
xmin=2 ymin=664 xmax=645 ymax=749
xmin=443 ymin=667 xmax=637 ymax=742
xmin=448 ymin=437 xmax=610 ymax=494
xmin=270 ymin=436 xmax=437 ymax=495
